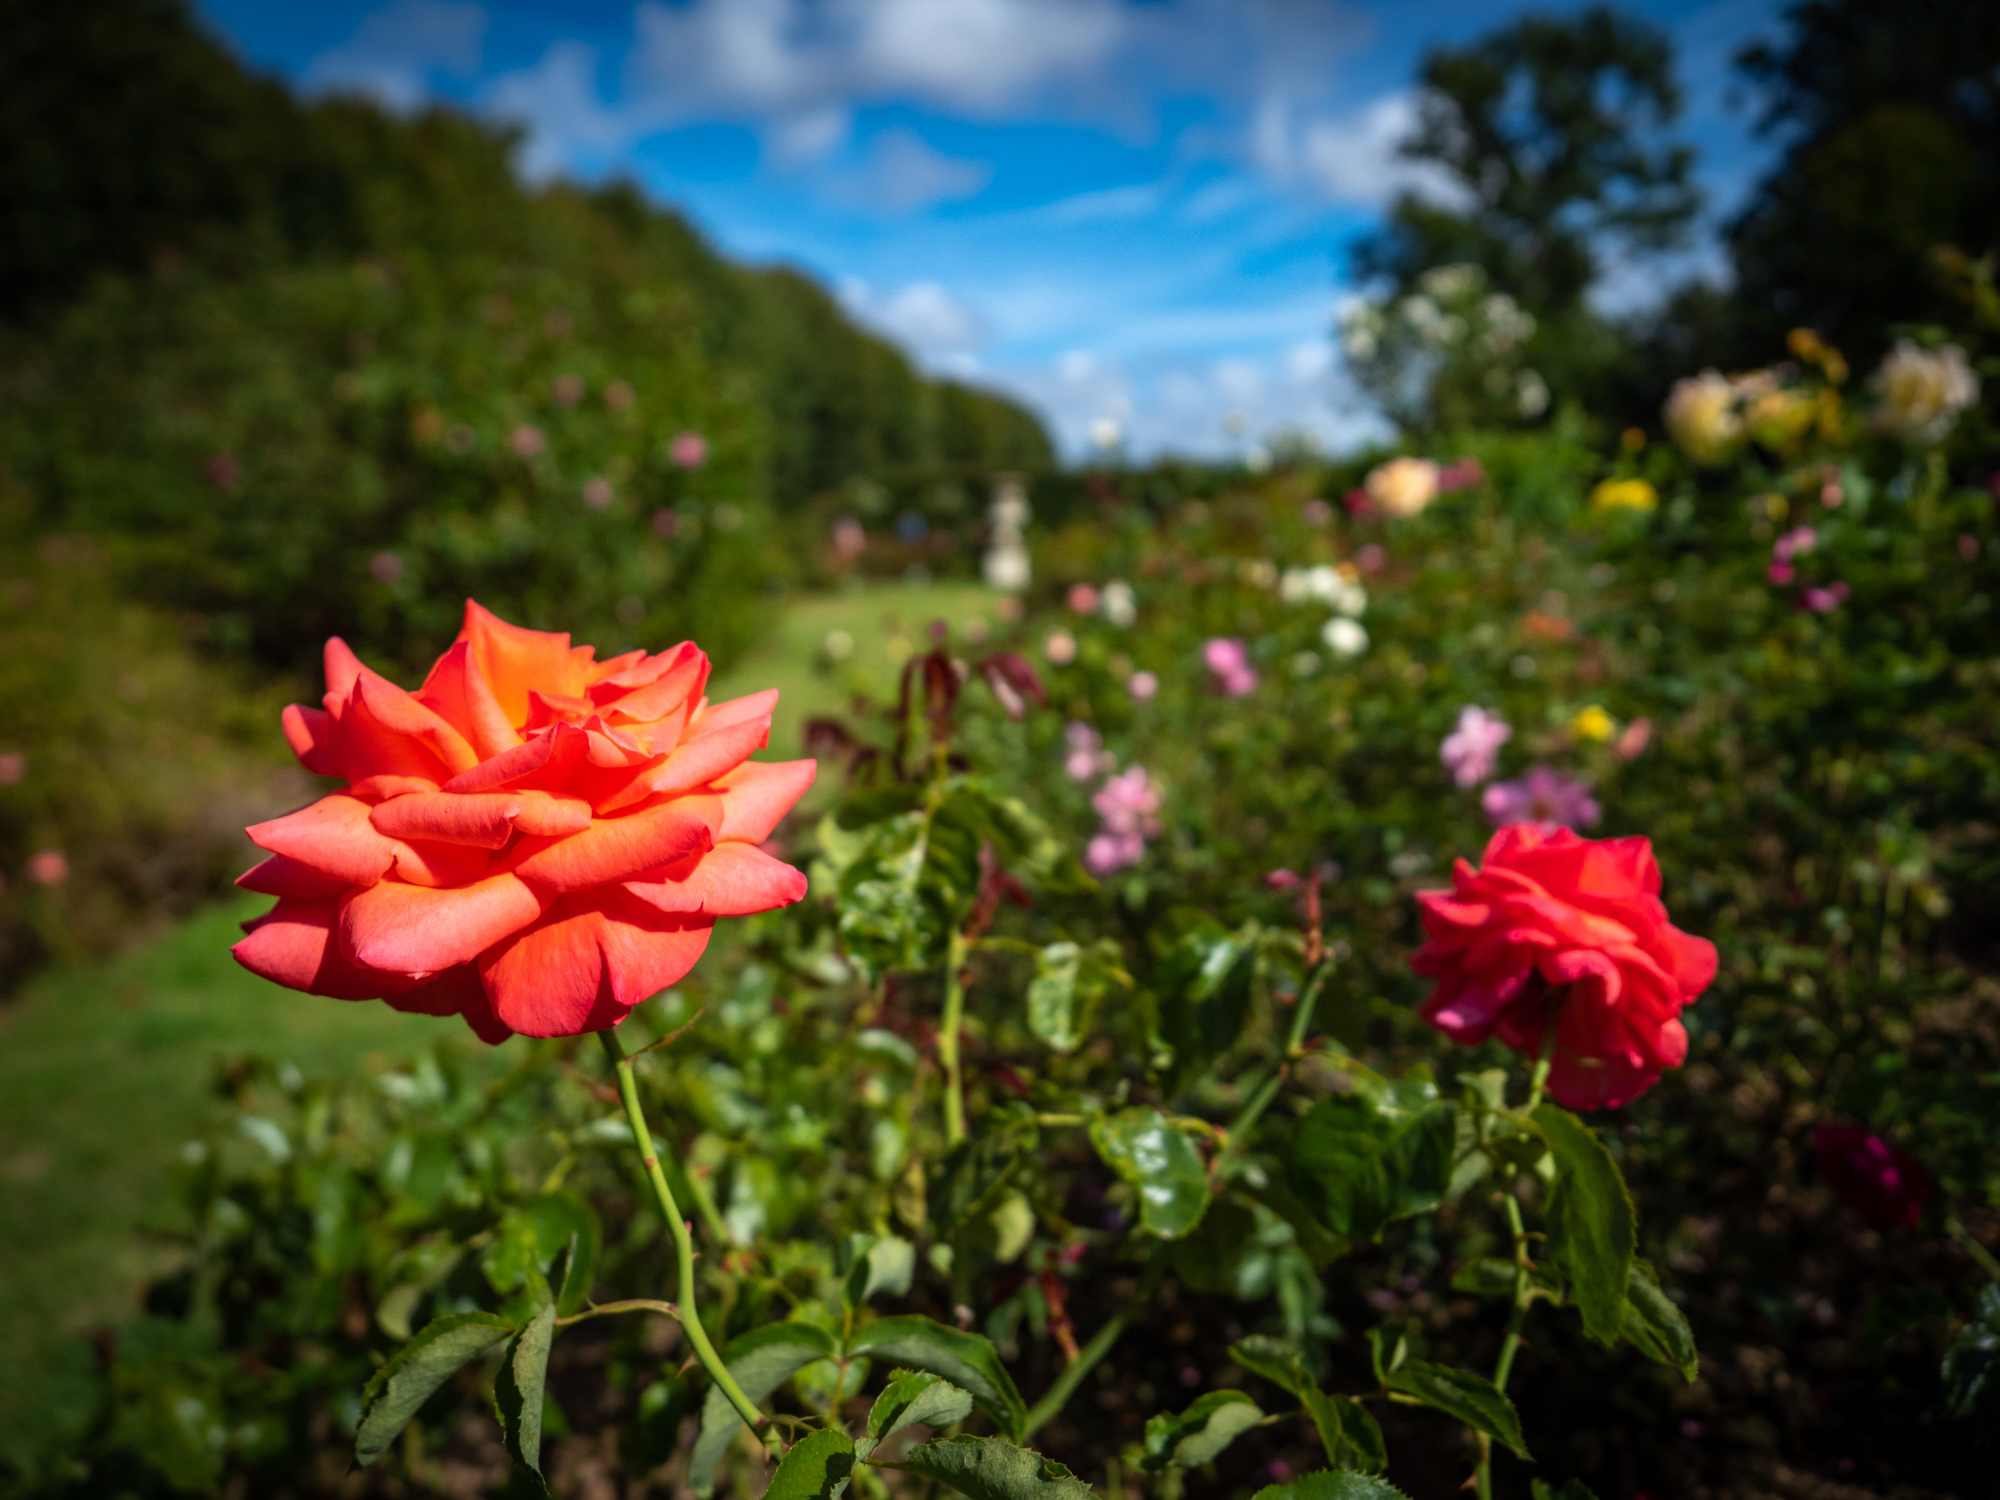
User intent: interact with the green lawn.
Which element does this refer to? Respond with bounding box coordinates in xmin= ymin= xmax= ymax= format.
xmin=0 ymin=579 xmax=1002 ymax=1459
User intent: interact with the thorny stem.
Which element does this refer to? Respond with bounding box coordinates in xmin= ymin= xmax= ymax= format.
xmin=1475 ymin=1024 xmax=1560 ymax=1500
xmin=1215 ymin=959 xmax=1331 ymax=1176
xmin=598 ymin=1029 xmax=775 ymax=1448
xmin=940 ymin=928 xmax=970 ymax=1146
xmin=1021 ymin=1257 xmax=1166 ymax=1438
xmin=1948 ymin=1215 xmax=2000 ymax=1284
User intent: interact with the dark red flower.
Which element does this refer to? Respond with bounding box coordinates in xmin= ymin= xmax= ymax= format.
xmin=1813 ymin=1122 xmax=1932 ymax=1229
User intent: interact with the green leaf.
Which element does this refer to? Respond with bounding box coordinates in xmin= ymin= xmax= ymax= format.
xmin=494 ymin=1303 xmax=557 ymax=1485
xmin=1942 ymin=1285 xmax=2000 ymax=1424
xmin=1227 ymin=1337 xmax=1382 ymax=1472
xmin=863 ymin=1369 xmax=976 ymax=1457
xmin=1251 ymin=1472 xmax=1411 ymax=1500
xmin=849 ymin=1316 xmax=1027 ymax=1439
xmin=1026 ymin=940 xmax=1127 ymax=1052
xmin=1382 ymin=1360 xmax=1529 ymax=1460
xmin=690 ymin=1322 xmax=841 ymax=1497
xmin=767 ymin=1427 xmax=858 ymax=1500
xmin=1449 ymin=1259 xmax=1520 ymax=1299
xmin=1531 ymin=1480 xmax=1601 ymax=1500
xmin=841 ymin=1233 xmax=917 ymax=1310
xmin=1027 ymin=942 xmax=1086 ymax=1051
xmin=1288 ymin=1087 xmax=1456 ymax=1240
xmin=1089 ymin=1106 xmax=1211 ymax=1239
xmin=1155 ymin=921 xmax=1257 ymax=1079
xmin=526 ymin=1192 xmax=600 ymax=1318
xmin=1140 ymin=1390 xmax=1265 ymax=1471
xmin=882 ymin=1435 xmax=1097 ymax=1500
xmin=1532 ymin=1103 xmax=1635 ymax=1347
xmin=355 ymin=1311 xmax=513 ymax=1466
xmin=1621 ymin=1259 xmax=1697 ymax=1382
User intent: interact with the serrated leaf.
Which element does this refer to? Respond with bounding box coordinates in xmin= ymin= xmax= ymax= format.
xmin=1621 ymin=1259 xmax=1697 ymax=1382
xmin=849 ymin=1316 xmax=1026 ymax=1439
xmin=767 ymin=1427 xmax=858 ymax=1500
xmin=1251 ymin=1472 xmax=1411 ymax=1500
xmin=690 ymin=1323 xmax=840 ymax=1497
xmin=1382 ymin=1360 xmax=1529 ymax=1460
xmin=1227 ymin=1337 xmax=1382 ymax=1472
xmin=495 ymin=1303 xmax=557 ymax=1485
xmin=1140 ymin=1390 xmax=1265 ymax=1471
xmin=1288 ymin=1090 xmax=1456 ymax=1240
xmin=355 ymin=1311 xmax=513 ymax=1466
xmin=1089 ymin=1106 xmax=1211 ymax=1239
xmin=883 ymin=1435 xmax=1097 ymax=1500
xmin=1532 ymin=1104 xmax=1635 ymax=1347
xmin=865 ymin=1369 xmax=976 ymax=1456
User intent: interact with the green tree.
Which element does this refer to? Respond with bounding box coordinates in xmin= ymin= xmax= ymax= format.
xmin=1726 ymin=0 xmax=2000 ymax=365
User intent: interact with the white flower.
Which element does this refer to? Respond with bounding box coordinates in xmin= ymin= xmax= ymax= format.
xmin=1516 ymin=371 xmax=1550 ymax=419
xmin=1873 ymin=339 xmax=1979 ymax=445
xmin=1342 ymin=329 xmax=1379 ymax=361
xmin=983 ymin=542 xmax=1031 ymax=591
xmin=1100 ymin=579 xmax=1137 ymax=627
xmin=1322 ymin=617 xmax=1369 ymax=657
xmin=1419 ymin=263 xmax=1483 ymax=302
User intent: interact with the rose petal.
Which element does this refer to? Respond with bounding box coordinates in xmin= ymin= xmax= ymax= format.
xmin=478 ymin=890 xmax=713 ymax=1036
xmin=390 ymin=838 xmax=492 ymax=888
xmin=236 ymin=853 xmax=351 ymax=899
xmin=248 ymin=795 xmax=401 ymax=885
xmin=442 ymin=724 xmax=588 ymax=795
xmin=339 ymin=873 xmax=546 ymax=975
xmin=511 ymin=790 xmax=595 ymax=837
xmin=372 ymin=791 xmax=523 ymax=849
xmin=713 ymin=760 xmax=817 ymax=844
xmin=349 ymin=673 xmax=480 ymax=777
xmin=417 ymin=638 xmax=523 ymax=762
xmin=459 ymin=600 xmax=597 ymax=724
xmin=623 ymin=840 xmax=809 ymax=918
xmin=234 ymin=897 xmax=419 ymax=999
xmin=282 ymin=704 xmax=343 ymax=778
xmin=508 ymin=797 xmax=717 ymax=893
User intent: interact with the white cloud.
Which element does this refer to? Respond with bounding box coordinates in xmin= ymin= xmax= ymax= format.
xmin=485 ymin=43 xmax=630 ymax=180
xmin=1253 ymin=88 xmax=1468 ymax=208
xmin=828 ymin=129 xmax=992 ymax=213
xmin=842 ymin=279 xmax=990 ymax=369
xmin=305 ymin=0 xmax=486 ymax=112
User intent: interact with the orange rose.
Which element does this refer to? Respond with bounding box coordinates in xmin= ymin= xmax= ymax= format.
xmin=232 ymin=602 xmax=815 ymax=1041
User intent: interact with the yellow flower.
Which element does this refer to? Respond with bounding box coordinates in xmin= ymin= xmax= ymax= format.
xmin=1589 ymin=477 xmax=1658 ymax=512
xmin=1572 ymin=705 xmax=1616 ymax=742
xmin=1662 ymin=370 xmax=1744 ymax=465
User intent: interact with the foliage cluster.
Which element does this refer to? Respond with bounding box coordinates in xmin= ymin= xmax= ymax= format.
xmin=18 ymin=330 xmax=2000 ymax=1499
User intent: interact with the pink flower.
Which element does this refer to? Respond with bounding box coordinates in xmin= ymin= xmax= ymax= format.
xmin=1128 ymin=670 xmax=1159 ymax=701
xmin=0 ymin=752 xmax=23 ymax=785
xmin=207 ymin=453 xmax=241 ymax=490
xmin=1481 ymin=767 xmax=1601 ymax=830
xmin=1301 ymin=499 xmax=1333 ymax=527
xmin=1440 ymin=706 xmax=1511 ymax=788
xmin=1087 ymin=766 xmax=1162 ymax=873
xmin=1064 ymin=722 xmax=1114 ymax=783
xmin=1960 ymin=534 xmax=1982 ymax=560
xmin=26 ymin=849 xmax=68 ymax=886
xmin=670 ymin=430 xmax=708 ymax=469
xmin=1436 ymin=457 xmax=1486 ymax=493
xmin=1355 ymin=544 xmax=1386 ymax=574
xmin=1086 ymin=832 xmax=1145 ymax=875
xmin=1802 ymin=581 xmax=1850 ymax=613
xmin=508 ymin=424 xmax=545 ymax=458
xmin=1767 ymin=562 xmax=1795 ymax=585
xmin=1066 ymin=583 xmax=1100 ymax=614
xmin=1614 ymin=717 xmax=1653 ymax=761
xmin=1265 ymin=869 xmax=1303 ymax=890
xmin=1773 ymin=526 xmax=1817 ymax=562
xmin=1203 ymin=638 xmax=1258 ymax=697
xmin=1343 ymin=488 xmax=1372 ymax=516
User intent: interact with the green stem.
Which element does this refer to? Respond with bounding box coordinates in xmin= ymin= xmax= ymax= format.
xmin=1216 ymin=960 xmax=1330 ymax=1176
xmin=1022 ymin=1259 xmax=1165 ymax=1437
xmin=1476 ymin=1174 xmax=1538 ymax=1500
xmin=1948 ymin=1215 xmax=2000 ymax=1284
xmin=940 ymin=928 xmax=969 ymax=1147
xmin=1524 ymin=1021 xmax=1558 ymax=1114
xmin=598 ymin=1029 xmax=773 ymax=1447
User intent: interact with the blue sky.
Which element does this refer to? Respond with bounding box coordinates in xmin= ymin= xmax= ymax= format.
xmin=197 ymin=0 xmax=1789 ymax=459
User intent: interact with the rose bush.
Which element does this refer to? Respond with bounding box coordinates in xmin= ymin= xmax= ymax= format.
xmin=1410 ymin=824 xmax=1718 ymax=1110
xmin=232 ymin=601 xmax=814 ymax=1040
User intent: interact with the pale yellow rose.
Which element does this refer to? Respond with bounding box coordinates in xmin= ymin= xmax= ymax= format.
xmin=1662 ymin=370 xmax=1744 ymax=465
xmin=1365 ymin=456 xmax=1441 ymax=518
xmin=1874 ymin=339 xmax=1978 ymax=445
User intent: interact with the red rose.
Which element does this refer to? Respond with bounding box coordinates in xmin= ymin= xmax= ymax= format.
xmin=1813 ymin=1122 xmax=1932 ymax=1230
xmin=232 ymin=602 xmax=815 ymax=1041
xmin=1409 ymin=824 xmax=1717 ymax=1110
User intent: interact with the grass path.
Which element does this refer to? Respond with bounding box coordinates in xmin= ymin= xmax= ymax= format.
xmin=0 ymin=579 xmax=1002 ymax=1456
